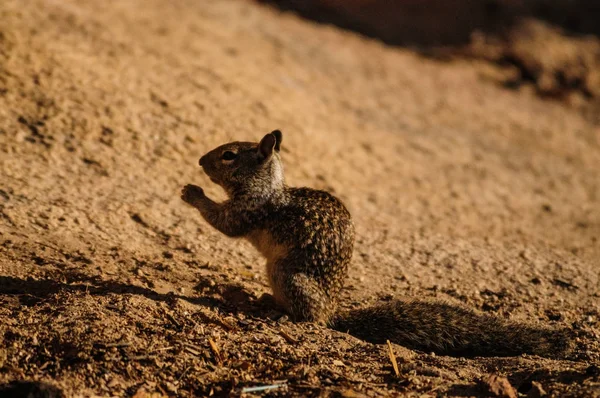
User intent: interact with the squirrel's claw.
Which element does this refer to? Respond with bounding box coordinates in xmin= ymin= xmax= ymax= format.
xmin=181 ymin=184 xmax=204 ymax=203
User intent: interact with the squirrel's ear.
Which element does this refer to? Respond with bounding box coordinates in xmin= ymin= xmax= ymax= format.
xmin=258 ymin=133 xmax=276 ymax=160
xmin=271 ymin=130 xmax=282 ymax=152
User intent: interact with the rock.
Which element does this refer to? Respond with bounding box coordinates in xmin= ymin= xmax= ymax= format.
xmin=482 ymin=374 xmax=517 ymax=398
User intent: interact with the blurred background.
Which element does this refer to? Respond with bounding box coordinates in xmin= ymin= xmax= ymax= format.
xmin=257 ymin=0 xmax=600 ymax=118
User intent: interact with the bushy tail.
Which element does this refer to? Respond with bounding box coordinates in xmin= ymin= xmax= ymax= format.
xmin=329 ymin=299 xmax=574 ymax=358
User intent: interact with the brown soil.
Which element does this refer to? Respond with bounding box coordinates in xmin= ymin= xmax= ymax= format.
xmin=0 ymin=0 xmax=599 ymax=396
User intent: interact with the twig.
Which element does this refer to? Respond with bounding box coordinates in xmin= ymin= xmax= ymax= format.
xmin=166 ymin=313 xmax=181 ymax=328
xmin=184 ymin=345 xmax=201 ymax=356
xmin=104 ymin=342 xmax=131 ymax=348
xmin=278 ymin=329 xmax=297 ymax=344
xmin=214 ymin=317 xmax=237 ymax=331
xmin=129 ymin=355 xmax=156 ymax=361
xmin=149 ymin=346 xmax=176 ymax=354
xmin=387 ymin=340 xmax=399 ymax=377
xmin=208 ymin=338 xmax=222 ymax=364
xmin=177 ymin=365 xmax=193 ymax=382
xmin=241 ymin=383 xmax=287 ymax=393
xmin=38 ymin=361 xmax=51 ymax=371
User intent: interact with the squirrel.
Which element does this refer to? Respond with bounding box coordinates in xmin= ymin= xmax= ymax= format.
xmin=181 ymin=130 xmax=574 ymax=358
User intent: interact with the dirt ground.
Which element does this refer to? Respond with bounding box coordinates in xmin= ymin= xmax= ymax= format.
xmin=0 ymin=0 xmax=599 ymax=396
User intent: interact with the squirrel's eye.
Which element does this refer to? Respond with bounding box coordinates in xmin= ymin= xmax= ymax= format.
xmin=221 ymin=151 xmax=237 ymax=161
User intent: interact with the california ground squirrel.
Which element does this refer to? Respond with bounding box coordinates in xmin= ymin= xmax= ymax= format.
xmin=181 ymin=130 xmax=573 ymax=358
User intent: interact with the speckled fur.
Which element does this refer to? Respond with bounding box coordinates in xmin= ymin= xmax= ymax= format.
xmin=182 ymin=131 xmax=574 ymax=358
xmin=332 ymin=300 xmax=573 ymax=357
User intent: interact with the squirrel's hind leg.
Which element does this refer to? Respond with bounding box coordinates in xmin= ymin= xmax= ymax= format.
xmin=280 ymin=273 xmax=334 ymax=325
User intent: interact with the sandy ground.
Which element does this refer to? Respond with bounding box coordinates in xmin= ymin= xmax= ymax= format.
xmin=0 ymin=0 xmax=599 ymax=396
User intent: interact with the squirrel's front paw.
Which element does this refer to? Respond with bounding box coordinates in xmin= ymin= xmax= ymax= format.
xmin=181 ymin=184 xmax=205 ymax=204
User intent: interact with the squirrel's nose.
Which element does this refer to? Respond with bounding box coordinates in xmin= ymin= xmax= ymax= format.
xmin=199 ymin=156 xmax=206 ymax=167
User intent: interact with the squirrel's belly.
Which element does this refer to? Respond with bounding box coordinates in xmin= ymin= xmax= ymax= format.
xmin=247 ymin=229 xmax=290 ymax=264
xmin=246 ymin=229 xmax=291 ymax=305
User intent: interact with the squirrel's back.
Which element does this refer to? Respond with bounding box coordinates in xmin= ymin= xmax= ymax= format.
xmin=246 ymin=186 xmax=355 ymax=324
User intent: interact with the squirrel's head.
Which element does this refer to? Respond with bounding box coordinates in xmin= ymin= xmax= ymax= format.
xmin=199 ymin=130 xmax=284 ymax=197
